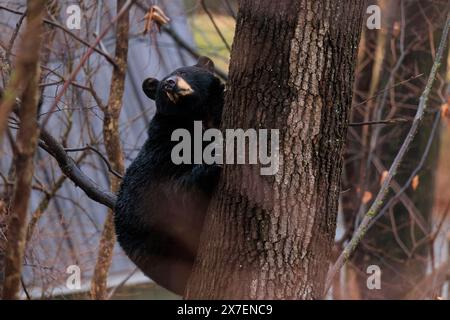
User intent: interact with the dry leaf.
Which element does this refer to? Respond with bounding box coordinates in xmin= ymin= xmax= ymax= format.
xmin=380 ymin=170 xmax=388 ymax=185
xmin=411 ymin=175 xmax=419 ymax=190
xmin=362 ymin=191 xmax=372 ymax=204
xmin=392 ymin=21 xmax=401 ymax=38
xmin=441 ymin=103 xmax=449 ymax=118
xmin=142 ymin=5 xmax=171 ymax=34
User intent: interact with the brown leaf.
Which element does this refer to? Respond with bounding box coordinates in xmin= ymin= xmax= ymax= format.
xmin=392 ymin=21 xmax=401 ymax=38
xmin=411 ymin=175 xmax=419 ymax=191
xmin=380 ymin=170 xmax=388 ymax=185
xmin=441 ymin=103 xmax=449 ymax=118
xmin=362 ymin=191 xmax=372 ymax=204
xmin=142 ymin=5 xmax=171 ymax=34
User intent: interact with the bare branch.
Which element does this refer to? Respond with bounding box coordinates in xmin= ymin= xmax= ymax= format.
xmin=0 ymin=5 xmax=118 ymax=68
xmin=324 ymin=11 xmax=450 ymax=296
xmin=349 ymin=118 xmax=410 ymax=126
xmin=41 ymin=0 xmax=135 ymax=128
xmin=64 ymin=146 xmax=123 ymax=179
xmin=201 ymin=0 xmax=231 ymax=52
xmin=38 ymin=129 xmax=117 ymax=209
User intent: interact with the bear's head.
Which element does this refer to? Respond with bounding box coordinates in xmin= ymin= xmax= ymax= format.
xmin=142 ymin=56 xmax=223 ymax=124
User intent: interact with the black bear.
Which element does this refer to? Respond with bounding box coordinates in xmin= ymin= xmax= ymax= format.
xmin=114 ymin=57 xmax=224 ymax=296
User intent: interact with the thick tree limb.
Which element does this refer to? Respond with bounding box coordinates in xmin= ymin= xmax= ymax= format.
xmin=324 ymin=11 xmax=450 ymax=296
xmin=38 ymin=129 xmax=117 ymax=209
xmin=8 ymin=101 xmax=117 ymax=210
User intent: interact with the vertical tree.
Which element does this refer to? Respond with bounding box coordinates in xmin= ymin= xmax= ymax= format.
xmin=1 ymin=0 xmax=46 ymax=299
xmin=91 ymin=0 xmax=130 ymax=300
xmin=186 ymin=0 xmax=366 ymax=299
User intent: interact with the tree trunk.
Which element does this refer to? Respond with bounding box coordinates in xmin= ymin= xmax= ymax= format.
xmin=2 ymin=0 xmax=45 ymax=299
xmin=185 ymin=0 xmax=366 ymax=299
xmin=90 ymin=0 xmax=129 ymax=300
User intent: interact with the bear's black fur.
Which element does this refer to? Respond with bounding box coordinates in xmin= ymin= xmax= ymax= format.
xmin=114 ymin=57 xmax=223 ymax=296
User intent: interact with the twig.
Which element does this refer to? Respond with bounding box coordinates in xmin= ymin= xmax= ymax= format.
xmin=353 ymin=74 xmax=424 ymax=107
xmin=107 ymin=267 xmax=138 ymax=299
xmin=41 ymin=0 xmax=135 ymax=128
xmin=370 ymin=111 xmax=441 ymax=228
xmin=201 ymin=0 xmax=231 ymax=52
xmin=349 ymin=118 xmax=410 ymax=126
xmin=26 ymin=152 xmax=89 ymax=243
xmin=324 ymin=12 xmax=450 ymax=296
xmin=64 ymin=146 xmax=123 ymax=179
xmin=223 ymin=0 xmax=237 ymax=20
xmin=20 ymin=276 xmax=31 ymax=300
xmin=0 ymin=5 xmax=118 ymax=68
xmin=39 ymin=65 xmax=92 ymax=91
xmin=5 ymin=9 xmax=27 ymax=61
xmin=162 ymin=25 xmax=228 ymax=81
xmin=2 ymin=94 xmax=116 ymax=211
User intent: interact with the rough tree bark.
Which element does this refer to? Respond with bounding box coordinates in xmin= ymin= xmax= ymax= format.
xmin=1 ymin=0 xmax=45 ymax=300
xmin=90 ymin=0 xmax=129 ymax=300
xmin=185 ymin=0 xmax=366 ymax=299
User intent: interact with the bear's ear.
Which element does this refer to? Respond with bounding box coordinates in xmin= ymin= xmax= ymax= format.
xmin=195 ymin=56 xmax=215 ymax=73
xmin=142 ymin=78 xmax=159 ymax=100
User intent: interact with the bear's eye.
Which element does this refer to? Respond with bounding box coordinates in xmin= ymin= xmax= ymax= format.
xmin=178 ymin=71 xmax=187 ymax=77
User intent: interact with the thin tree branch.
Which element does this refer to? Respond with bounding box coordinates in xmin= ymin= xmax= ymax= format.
xmin=5 ymin=8 xmax=27 ymax=62
xmin=1 ymin=94 xmax=117 ymax=212
xmin=353 ymin=74 xmax=424 ymax=107
xmin=41 ymin=0 xmax=135 ymax=128
xmin=26 ymin=152 xmax=88 ymax=243
xmin=162 ymin=24 xmax=229 ymax=81
xmin=370 ymin=111 xmax=442 ymax=229
xmin=223 ymin=0 xmax=237 ymax=20
xmin=349 ymin=118 xmax=410 ymax=126
xmin=201 ymin=0 xmax=231 ymax=52
xmin=324 ymin=12 xmax=450 ymax=296
xmin=64 ymin=146 xmax=123 ymax=179
xmin=0 ymin=5 xmax=118 ymax=68
xmin=107 ymin=267 xmax=138 ymax=299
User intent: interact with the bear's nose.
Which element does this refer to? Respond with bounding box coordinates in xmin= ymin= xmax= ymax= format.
xmin=163 ymin=77 xmax=177 ymax=91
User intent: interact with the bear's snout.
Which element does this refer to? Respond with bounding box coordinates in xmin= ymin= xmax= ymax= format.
xmin=163 ymin=76 xmax=177 ymax=92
